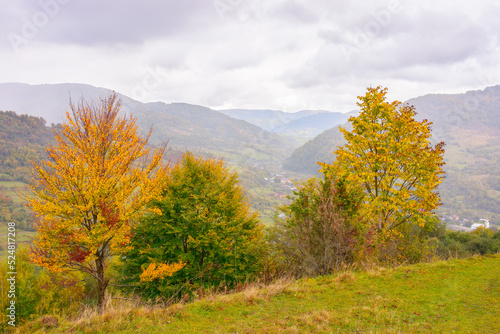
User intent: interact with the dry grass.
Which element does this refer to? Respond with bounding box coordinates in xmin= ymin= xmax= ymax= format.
xmin=197 ymin=277 xmax=295 ymax=309
xmin=334 ymin=271 xmax=357 ymax=283
xmin=14 ymin=294 xmax=188 ymax=334
xmin=15 ymin=278 xmax=295 ymax=333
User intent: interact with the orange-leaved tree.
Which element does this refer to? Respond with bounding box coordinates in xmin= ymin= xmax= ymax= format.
xmin=320 ymin=86 xmax=445 ymax=261
xmin=24 ymin=93 xmax=169 ymax=312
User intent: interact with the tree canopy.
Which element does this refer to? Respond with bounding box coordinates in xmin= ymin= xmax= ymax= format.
xmin=24 ymin=94 xmax=169 ymax=311
xmin=320 ymin=86 xmax=445 ymax=260
xmin=121 ymin=152 xmax=265 ymax=300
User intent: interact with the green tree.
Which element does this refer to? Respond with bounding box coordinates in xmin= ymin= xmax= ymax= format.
xmin=320 ymin=86 xmax=445 ymax=261
xmin=120 ymin=152 xmax=265 ymax=299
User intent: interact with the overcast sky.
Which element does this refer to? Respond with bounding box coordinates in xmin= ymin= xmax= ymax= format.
xmin=1 ymin=0 xmax=499 ymax=113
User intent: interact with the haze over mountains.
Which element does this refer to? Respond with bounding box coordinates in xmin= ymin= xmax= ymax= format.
xmin=219 ymin=108 xmax=352 ymax=143
xmin=0 ymin=82 xmax=499 ymax=222
xmin=0 ymin=83 xmax=349 ymax=166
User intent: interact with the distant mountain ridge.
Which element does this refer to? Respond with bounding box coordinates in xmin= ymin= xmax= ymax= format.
xmin=275 ymin=112 xmax=350 ymax=141
xmin=0 ymin=83 xmax=351 ymax=153
xmin=125 ymin=101 xmax=295 ymax=163
xmin=219 ymin=108 xmax=351 ymax=142
xmin=0 ymin=83 xmax=296 ymax=166
xmin=0 ymin=82 xmax=111 ymax=125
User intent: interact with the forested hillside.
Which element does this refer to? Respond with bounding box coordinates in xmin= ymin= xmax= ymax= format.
xmin=0 ymin=111 xmax=56 ymax=181
xmin=282 ymin=124 xmax=347 ymax=174
xmin=0 ymin=109 xmax=290 ymax=228
xmin=1 ymin=83 xmax=499 ymax=223
xmin=129 ymin=102 xmax=295 ymax=165
xmin=0 ymin=111 xmax=57 ymax=229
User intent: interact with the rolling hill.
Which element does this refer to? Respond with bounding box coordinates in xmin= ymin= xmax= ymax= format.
xmin=11 ymin=254 xmax=500 ymax=333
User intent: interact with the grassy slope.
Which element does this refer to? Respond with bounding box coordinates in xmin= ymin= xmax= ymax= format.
xmin=17 ymin=254 xmax=500 ymax=334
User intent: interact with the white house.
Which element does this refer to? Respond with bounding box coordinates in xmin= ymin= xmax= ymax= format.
xmin=471 ymin=219 xmax=490 ymax=230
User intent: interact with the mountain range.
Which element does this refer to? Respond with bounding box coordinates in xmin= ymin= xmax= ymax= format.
xmin=219 ymin=108 xmax=352 ymax=143
xmin=0 ymin=83 xmax=350 ymax=166
xmin=0 ymin=82 xmax=498 ymax=222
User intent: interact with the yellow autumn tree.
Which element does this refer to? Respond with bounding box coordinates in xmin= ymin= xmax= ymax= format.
xmin=321 ymin=86 xmax=445 ymax=262
xmin=24 ymin=93 xmax=169 ymax=312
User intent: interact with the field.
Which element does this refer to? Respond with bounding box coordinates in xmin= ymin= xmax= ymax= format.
xmin=0 ymin=181 xmax=27 ymax=204
xmin=13 ymin=254 xmax=500 ymax=333
xmin=0 ymin=181 xmax=34 ymax=257
xmin=0 ymin=224 xmax=35 ymax=258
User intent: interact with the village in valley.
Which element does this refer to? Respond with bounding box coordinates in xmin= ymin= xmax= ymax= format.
xmin=264 ymin=172 xmax=298 ymax=199
xmin=445 ymin=218 xmax=494 ymax=233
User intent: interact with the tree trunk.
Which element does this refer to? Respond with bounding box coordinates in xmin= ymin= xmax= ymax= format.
xmin=96 ymin=255 xmax=109 ymax=314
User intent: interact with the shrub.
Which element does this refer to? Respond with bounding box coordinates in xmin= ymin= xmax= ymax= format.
xmin=0 ymin=247 xmax=85 ymax=330
xmin=120 ymin=152 xmax=266 ymax=300
xmin=269 ymin=175 xmax=365 ymax=277
xmin=437 ymin=228 xmax=500 ymax=258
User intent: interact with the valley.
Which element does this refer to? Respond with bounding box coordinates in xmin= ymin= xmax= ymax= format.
xmin=0 ymin=83 xmax=499 ymax=229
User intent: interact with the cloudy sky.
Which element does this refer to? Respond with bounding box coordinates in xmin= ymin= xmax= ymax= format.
xmin=1 ymin=0 xmax=499 ymax=113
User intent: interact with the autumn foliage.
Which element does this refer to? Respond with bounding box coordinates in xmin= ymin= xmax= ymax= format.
xmin=320 ymin=86 xmax=446 ymax=262
xmin=24 ymin=94 xmax=169 ymax=311
xmin=10 ymin=87 xmax=449 ymax=322
xmin=139 ymin=261 xmax=186 ymax=283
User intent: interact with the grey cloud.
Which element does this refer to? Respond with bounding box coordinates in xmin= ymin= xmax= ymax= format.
xmin=390 ymin=16 xmax=489 ymax=67
xmin=3 ymin=0 xmax=216 ymax=47
xmin=281 ymin=44 xmax=351 ymax=89
xmin=483 ymin=3 xmax=500 ymax=43
xmin=318 ymin=29 xmax=345 ymax=44
xmin=270 ymin=0 xmax=319 ymax=24
xmin=1 ymin=0 xmax=499 ymax=114
xmin=317 ymin=3 xmax=492 ymax=70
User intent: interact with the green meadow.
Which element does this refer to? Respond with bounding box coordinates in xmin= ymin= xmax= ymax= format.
xmin=14 ymin=254 xmax=499 ymax=334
